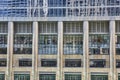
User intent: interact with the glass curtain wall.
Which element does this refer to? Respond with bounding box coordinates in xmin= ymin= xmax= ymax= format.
xmin=38 ymin=22 xmax=58 ymax=54
xmin=63 ymin=22 xmax=83 ymax=54
xmin=0 ymin=23 xmax=8 ymax=54
xmin=0 ymin=0 xmax=120 ymax=17
xmin=14 ymin=22 xmax=32 ymax=54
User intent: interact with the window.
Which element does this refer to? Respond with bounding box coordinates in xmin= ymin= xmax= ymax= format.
xmin=89 ymin=21 xmax=109 ymax=33
xmin=39 ymin=73 xmax=56 ymax=80
xmin=64 ymin=35 xmax=83 ymax=54
xmin=38 ymin=22 xmax=58 ymax=54
xmin=14 ymin=35 xmax=32 ymax=54
xmin=0 ymin=23 xmax=8 ymax=54
xmin=41 ymin=59 xmax=57 ymax=67
xmin=19 ymin=59 xmax=32 ymax=67
xmin=91 ymin=74 xmax=108 ymax=80
xmin=116 ymin=60 xmax=120 ymax=68
xmin=0 ymin=74 xmax=5 ymax=80
xmin=116 ymin=35 xmax=120 ymax=54
xmin=90 ymin=59 xmax=106 ymax=68
xmin=65 ymin=59 xmax=81 ymax=67
xmin=39 ymin=35 xmax=57 ymax=54
xmin=64 ymin=22 xmax=83 ymax=33
xmin=65 ymin=73 xmax=81 ymax=80
xmin=14 ymin=74 xmax=30 ymax=80
xmin=89 ymin=22 xmax=109 ymax=55
xmin=14 ymin=22 xmax=32 ymax=54
xmin=0 ymin=59 xmax=6 ymax=67
xmin=63 ymin=22 xmax=83 ymax=54
xmin=118 ymin=73 xmax=120 ymax=80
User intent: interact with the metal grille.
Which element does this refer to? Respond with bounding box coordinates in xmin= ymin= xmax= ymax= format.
xmin=89 ymin=21 xmax=109 ymax=33
xmin=64 ymin=22 xmax=83 ymax=33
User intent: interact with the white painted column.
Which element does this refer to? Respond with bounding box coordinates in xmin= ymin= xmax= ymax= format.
xmin=32 ymin=21 xmax=38 ymax=80
xmin=109 ymin=20 xmax=116 ymax=80
xmin=7 ymin=22 xmax=14 ymax=80
xmin=57 ymin=21 xmax=63 ymax=80
xmin=83 ymin=21 xmax=89 ymax=80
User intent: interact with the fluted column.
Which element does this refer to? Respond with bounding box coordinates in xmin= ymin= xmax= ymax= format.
xmin=109 ymin=20 xmax=116 ymax=80
xmin=57 ymin=21 xmax=63 ymax=80
xmin=32 ymin=21 xmax=38 ymax=80
xmin=7 ymin=22 xmax=14 ymax=80
xmin=83 ymin=21 xmax=89 ymax=80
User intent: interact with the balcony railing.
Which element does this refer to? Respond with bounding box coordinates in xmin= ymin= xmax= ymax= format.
xmin=64 ymin=45 xmax=83 ymax=54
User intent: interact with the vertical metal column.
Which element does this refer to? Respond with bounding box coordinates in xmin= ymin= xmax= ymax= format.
xmin=109 ymin=20 xmax=116 ymax=80
xmin=83 ymin=21 xmax=89 ymax=80
xmin=58 ymin=21 xmax=63 ymax=80
xmin=32 ymin=21 xmax=38 ymax=80
xmin=7 ymin=22 xmax=14 ymax=80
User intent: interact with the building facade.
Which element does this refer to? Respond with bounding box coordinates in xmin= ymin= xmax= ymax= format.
xmin=0 ymin=0 xmax=120 ymax=80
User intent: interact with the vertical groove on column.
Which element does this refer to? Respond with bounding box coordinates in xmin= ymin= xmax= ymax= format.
xmin=58 ymin=21 xmax=63 ymax=80
xmin=7 ymin=22 xmax=14 ymax=80
xmin=109 ymin=20 xmax=116 ymax=80
xmin=32 ymin=22 xmax=38 ymax=80
xmin=83 ymin=21 xmax=89 ymax=80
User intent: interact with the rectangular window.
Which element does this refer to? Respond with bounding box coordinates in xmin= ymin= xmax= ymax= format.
xmin=118 ymin=73 xmax=120 ymax=80
xmin=14 ymin=35 xmax=32 ymax=54
xmin=64 ymin=35 xmax=83 ymax=54
xmin=39 ymin=22 xmax=58 ymax=54
xmin=39 ymin=73 xmax=56 ymax=80
xmin=91 ymin=74 xmax=108 ymax=80
xmin=89 ymin=21 xmax=109 ymax=33
xmin=65 ymin=59 xmax=81 ymax=67
xmin=41 ymin=59 xmax=57 ymax=67
xmin=116 ymin=35 xmax=120 ymax=55
xmin=65 ymin=73 xmax=81 ymax=80
xmin=116 ymin=60 xmax=120 ymax=68
xmin=0 ymin=59 xmax=6 ymax=67
xmin=89 ymin=34 xmax=109 ymax=55
xmin=64 ymin=22 xmax=83 ymax=33
xmin=14 ymin=74 xmax=30 ymax=80
xmin=38 ymin=35 xmax=57 ymax=54
xmin=19 ymin=59 xmax=32 ymax=67
xmin=14 ymin=22 xmax=32 ymax=54
xmin=0 ymin=23 xmax=8 ymax=54
xmin=90 ymin=59 xmax=106 ymax=68
xmin=0 ymin=74 xmax=5 ymax=80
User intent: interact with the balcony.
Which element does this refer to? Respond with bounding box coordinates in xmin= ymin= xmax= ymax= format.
xmin=64 ymin=45 xmax=83 ymax=54
xmin=90 ymin=59 xmax=106 ymax=68
xmin=39 ymin=45 xmax=57 ymax=54
xmin=89 ymin=48 xmax=109 ymax=55
xmin=14 ymin=48 xmax=32 ymax=54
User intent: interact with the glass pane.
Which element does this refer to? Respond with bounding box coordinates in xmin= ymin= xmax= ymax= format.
xmin=38 ymin=35 xmax=58 ymax=54
xmin=64 ymin=35 xmax=83 ymax=54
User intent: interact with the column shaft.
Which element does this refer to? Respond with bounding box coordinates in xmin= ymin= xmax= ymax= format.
xmin=83 ymin=21 xmax=89 ymax=80
xmin=109 ymin=20 xmax=116 ymax=80
xmin=7 ymin=22 xmax=14 ymax=80
xmin=58 ymin=21 xmax=63 ymax=80
xmin=32 ymin=21 xmax=38 ymax=80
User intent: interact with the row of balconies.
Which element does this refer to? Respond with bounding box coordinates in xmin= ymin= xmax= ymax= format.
xmin=0 ymin=58 xmax=120 ymax=68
